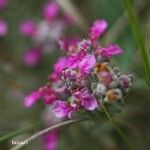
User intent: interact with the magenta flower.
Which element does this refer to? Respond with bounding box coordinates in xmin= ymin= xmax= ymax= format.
xmin=53 ymin=100 xmax=74 ymax=118
xmin=0 ymin=0 xmax=7 ymax=9
xmin=100 ymin=44 xmax=123 ymax=58
xmin=78 ymin=54 xmax=96 ymax=74
xmin=0 ymin=19 xmax=8 ymax=37
xmin=89 ymin=19 xmax=108 ymax=41
xmin=24 ymin=91 xmax=40 ymax=108
xmin=23 ymin=48 xmax=42 ymax=67
xmin=43 ymin=1 xmax=59 ymax=22
xmin=43 ymin=130 xmax=58 ymax=150
xmin=54 ymin=57 xmax=68 ymax=76
xmin=24 ymin=86 xmax=57 ymax=108
xmin=73 ymin=89 xmax=98 ymax=111
xmin=20 ymin=20 xmax=37 ymax=37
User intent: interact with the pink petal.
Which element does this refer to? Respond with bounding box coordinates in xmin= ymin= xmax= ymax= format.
xmin=20 ymin=20 xmax=37 ymax=37
xmin=82 ymin=95 xmax=98 ymax=111
xmin=43 ymin=1 xmax=59 ymax=22
xmin=23 ymin=91 xmax=40 ymax=108
xmin=89 ymin=19 xmax=108 ymax=41
xmin=43 ymin=130 xmax=58 ymax=150
xmin=53 ymin=101 xmax=71 ymax=118
xmin=0 ymin=19 xmax=8 ymax=37
xmin=79 ymin=54 xmax=96 ymax=73
xmin=23 ymin=48 xmax=42 ymax=67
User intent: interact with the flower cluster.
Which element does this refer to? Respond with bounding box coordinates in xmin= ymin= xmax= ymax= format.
xmin=20 ymin=0 xmax=75 ymax=67
xmin=24 ymin=19 xmax=133 ymax=119
xmin=0 ymin=0 xmax=8 ymax=37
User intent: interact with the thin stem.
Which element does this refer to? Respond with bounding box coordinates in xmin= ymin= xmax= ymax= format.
xmin=123 ymin=0 xmax=150 ymax=86
xmin=101 ymin=103 xmax=135 ymax=150
xmin=56 ymin=0 xmax=88 ymax=31
xmin=10 ymin=118 xmax=89 ymax=150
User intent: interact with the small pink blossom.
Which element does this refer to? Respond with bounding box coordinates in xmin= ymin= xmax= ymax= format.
xmin=43 ymin=1 xmax=59 ymax=22
xmin=0 ymin=19 xmax=8 ymax=37
xmin=43 ymin=130 xmax=58 ymax=150
xmin=0 ymin=0 xmax=7 ymax=9
xmin=23 ymin=48 xmax=42 ymax=67
xmin=24 ymin=86 xmax=57 ymax=107
xmin=24 ymin=91 xmax=40 ymax=108
xmin=20 ymin=20 xmax=37 ymax=37
xmin=100 ymin=44 xmax=123 ymax=58
xmin=74 ymin=89 xmax=98 ymax=111
xmin=54 ymin=57 xmax=68 ymax=76
xmin=53 ymin=100 xmax=74 ymax=118
xmin=89 ymin=19 xmax=108 ymax=41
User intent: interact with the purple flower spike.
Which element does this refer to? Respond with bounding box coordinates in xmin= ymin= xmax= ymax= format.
xmin=43 ymin=1 xmax=59 ymax=22
xmin=0 ymin=0 xmax=7 ymax=9
xmin=20 ymin=20 xmax=37 ymax=37
xmin=23 ymin=48 xmax=42 ymax=67
xmin=53 ymin=100 xmax=73 ymax=118
xmin=101 ymin=44 xmax=123 ymax=58
xmin=0 ymin=19 xmax=8 ymax=37
xmin=89 ymin=19 xmax=108 ymax=41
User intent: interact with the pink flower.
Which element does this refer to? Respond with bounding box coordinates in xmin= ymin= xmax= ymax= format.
xmin=24 ymin=86 xmax=57 ymax=108
xmin=74 ymin=89 xmax=98 ymax=111
xmin=23 ymin=48 xmax=42 ymax=67
xmin=43 ymin=130 xmax=58 ymax=150
xmin=67 ymin=50 xmax=96 ymax=74
xmin=0 ymin=19 xmax=8 ymax=37
xmin=53 ymin=100 xmax=74 ymax=118
xmin=100 ymin=44 xmax=123 ymax=58
xmin=20 ymin=20 xmax=37 ymax=37
xmin=0 ymin=0 xmax=7 ymax=9
xmin=89 ymin=19 xmax=108 ymax=41
xmin=43 ymin=1 xmax=59 ymax=22
xmin=78 ymin=54 xmax=96 ymax=74
xmin=54 ymin=57 xmax=68 ymax=76
xmin=23 ymin=91 xmax=40 ymax=108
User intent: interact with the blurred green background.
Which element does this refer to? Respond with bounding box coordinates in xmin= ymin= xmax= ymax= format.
xmin=0 ymin=0 xmax=150 ymax=149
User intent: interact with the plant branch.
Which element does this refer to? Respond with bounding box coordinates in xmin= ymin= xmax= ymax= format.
xmin=10 ymin=118 xmax=89 ymax=150
xmin=100 ymin=102 xmax=135 ymax=150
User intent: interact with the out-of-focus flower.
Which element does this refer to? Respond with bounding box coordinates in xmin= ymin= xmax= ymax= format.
xmin=43 ymin=1 xmax=59 ymax=23
xmin=20 ymin=20 xmax=37 ymax=37
xmin=0 ymin=0 xmax=7 ymax=9
xmin=43 ymin=130 xmax=58 ymax=150
xmin=23 ymin=48 xmax=42 ymax=67
xmin=0 ymin=19 xmax=8 ymax=37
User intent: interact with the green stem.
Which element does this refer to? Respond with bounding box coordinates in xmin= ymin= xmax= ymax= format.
xmin=101 ymin=103 xmax=135 ymax=150
xmin=122 ymin=0 xmax=150 ymax=86
xmin=10 ymin=118 xmax=90 ymax=150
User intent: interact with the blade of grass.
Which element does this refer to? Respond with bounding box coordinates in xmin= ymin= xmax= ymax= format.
xmin=122 ymin=0 xmax=150 ymax=86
